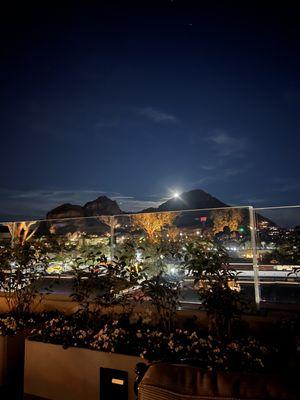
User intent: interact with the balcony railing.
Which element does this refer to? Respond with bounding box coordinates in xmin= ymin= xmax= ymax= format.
xmin=0 ymin=205 xmax=299 ymax=308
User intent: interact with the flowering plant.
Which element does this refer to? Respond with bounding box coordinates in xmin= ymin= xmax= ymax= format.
xmin=137 ymin=328 xmax=268 ymax=371
xmin=0 ymin=315 xmax=18 ymax=336
xmin=223 ymin=337 xmax=269 ymax=372
xmin=0 ymin=313 xmax=41 ymax=336
xmin=30 ymin=314 xmax=96 ymax=348
xmin=30 ymin=313 xmax=270 ymax=373
xmin=91 ymin=320 xmax=131 ymax=353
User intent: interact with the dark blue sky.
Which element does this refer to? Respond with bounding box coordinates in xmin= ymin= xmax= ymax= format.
xmin=0 ymin=0 xmax=299 ymax=220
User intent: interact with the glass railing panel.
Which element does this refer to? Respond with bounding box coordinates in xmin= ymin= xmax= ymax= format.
xmin=114 ymin=207 xmax=255 ymax=307
xmin=2 ymin=205 xmax=300 ymax=307
xmin=162 ymin=207 xmax=255 ymax=307
xmin=0 ymin=206 xmax=259 ymax=307
xmin=255 ymin=206 xmax=300 ymax=304
xmin=11 ymin=216 xmax=112 ymax=275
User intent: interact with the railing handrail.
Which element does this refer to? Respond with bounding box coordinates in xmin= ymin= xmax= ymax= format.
xmin=254 ymin=205 xmax=300 ymax=211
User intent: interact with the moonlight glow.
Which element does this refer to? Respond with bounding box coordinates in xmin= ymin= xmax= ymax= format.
xmin=173 ymin=192 xmax=180 ymax=198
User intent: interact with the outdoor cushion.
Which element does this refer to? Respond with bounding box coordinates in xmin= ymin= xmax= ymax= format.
xmin=138 ymin=363 xmax=299 ymax=400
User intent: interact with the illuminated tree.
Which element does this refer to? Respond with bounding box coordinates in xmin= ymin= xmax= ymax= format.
xmin=211 ymin=209 xmax=243 ymax=234
xmin=167 ymin=226 xmax=180 ymax=242
xmin=4 ymin=221 xmax=38 ymax=245
xmin=131 ymin=212 xmax=176 ymax=242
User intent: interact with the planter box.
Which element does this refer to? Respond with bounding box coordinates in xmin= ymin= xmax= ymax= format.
xmin=0 ymin=335 xmax=24 ymax=396
xmin=24 ymin=340 xmax=144 ymax=400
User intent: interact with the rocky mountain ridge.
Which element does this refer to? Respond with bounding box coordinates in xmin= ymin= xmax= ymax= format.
xmin=142 ymin=189 xmax=227 ymax=213
xmin=46 ymin=189 xmax=228 ymax=219
xmin=47 ymin=196 xmax=122 ymax=220
xmin=45 ymin=189 xmax=274 ymax=232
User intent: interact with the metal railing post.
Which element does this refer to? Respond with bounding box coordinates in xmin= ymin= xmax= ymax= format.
xmin=249 ymin=206 xmax=261 ymax=309
xmin=11 ymin=222 xmax=16 ymax=248
xmin=110 ymin=216 xmax=115 ymax=260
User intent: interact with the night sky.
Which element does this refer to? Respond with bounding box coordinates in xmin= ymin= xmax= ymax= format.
xmin=0 ymin=0 xmax=299 ymax=221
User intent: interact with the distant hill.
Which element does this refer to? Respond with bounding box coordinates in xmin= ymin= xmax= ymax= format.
xmin=43 ymin=196 xmax=122 ymax=235
xmin=47 ymin=196 xmax=122 ymax=220
xmin=142 ymin=189 xmax=227 ymax=213
xmin=142 ymin=190 xmax=277 ymax=232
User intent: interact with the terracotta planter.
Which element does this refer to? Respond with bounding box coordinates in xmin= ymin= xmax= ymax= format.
xmin=24 ymin=340 xmax=144 ymax=400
